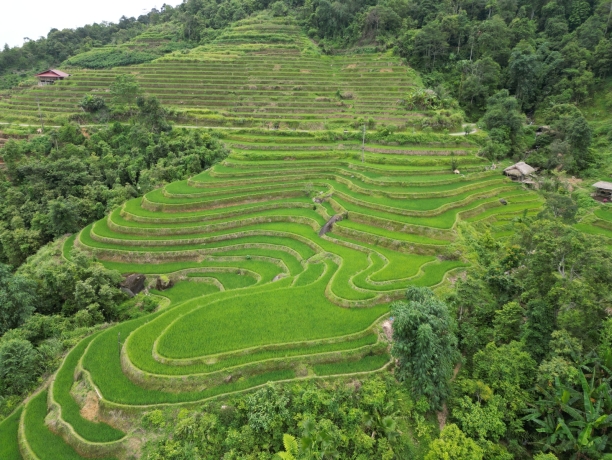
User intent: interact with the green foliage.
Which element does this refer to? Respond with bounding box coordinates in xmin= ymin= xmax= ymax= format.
xmin=538 ymin=193 xmax=579 ymax=223
xmin=110 ymin=74 xmax=143 ymax=112
xmin=136 ymin=96 xmax=171 ymax=133
xmin=525 ymin=355 xmax=612 ymax=458
xmin=78 ymin=94 xmax=107 ymax=113
xmin=458 ymin=57 xmax=501 ymax=113
xmin=480 ymin=90 xmax=525 ymax=159
xmin=0 ymin=264 xmax=37 ymax=334
xmin=65 ymin=48 xmax=158 ymax=69
xmin=18 ymin=244 xmax=125 ymax=318
xmin=0 ymin=119 xmax=228 ymax=264
xmin=145 ymin=377 xmax=418 ymax=460
xmin=276 ymin=433 xmax=298 ymax=459
xmin=424 ymin=424 xmax=483 ymax=460
xmin=403 ymin=88 xmax=452 ymax=111
xmin=448 ymin=212 xmax=612 ymax=457
xmin=0 ymin=339 xmax=39 ymax=395
xmin=540 ymin=104 xmax=593 ymax=173
xmin=391 ymin=286 xmax=458 ymax=410
xmin=492 ymin=302 xmax=523 ymax=344
xmin=142 ymin=409 xmax=166 ymax=429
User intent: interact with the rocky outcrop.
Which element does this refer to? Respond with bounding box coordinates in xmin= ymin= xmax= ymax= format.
xmin=120 ymin=273 xmax=146 ymax=296
xmin=319 ymin=214 xmax=344 ymax=237
xmin=155 ymin=275 xmax=174 ymax=291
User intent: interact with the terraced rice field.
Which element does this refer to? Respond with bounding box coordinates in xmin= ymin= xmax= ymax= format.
xmin=3 ymin=14 xmax=549 ymax=460
xmin=12 ymin=128 xmax=541 ymax=459
xmin=0 ymin=16 xmax=421 ymax=128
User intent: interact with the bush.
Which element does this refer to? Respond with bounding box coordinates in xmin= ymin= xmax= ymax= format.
xmin=0 ymin=339 xmax=39 ymax=395
xmin=79 ymin=94 xmax=107 ymax=113
xmin=66 ymin=49 xmax=159 ymax=69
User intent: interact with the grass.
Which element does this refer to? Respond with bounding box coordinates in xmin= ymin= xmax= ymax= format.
xmin=144 ymin=261 xmax=387 ymax=359
xmin=313 ymin=353 xmax=390 ymax=376
xmin=24 ymin=391 xmax=115 ymax=460
xmin=0 ymin=407 xmax=22 ymax=460
xmin=52 ymin=334 xmax=125 ymax=442
xmin=66 ymin=129 xmax=507 ymax=408
xmin=13 ymin=14 xmax=558 ymax=451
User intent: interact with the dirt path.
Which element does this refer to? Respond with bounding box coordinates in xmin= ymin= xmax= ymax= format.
xmin=437 ymin=362 xmax=462 ymax=431
xmin=449 ymin=123 xmax=478 ymax=136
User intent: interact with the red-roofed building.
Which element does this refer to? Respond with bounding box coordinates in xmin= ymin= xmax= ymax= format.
xmin=35 ymin=69 xmax=70 ymax=86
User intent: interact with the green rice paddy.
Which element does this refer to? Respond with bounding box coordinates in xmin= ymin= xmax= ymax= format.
xmin=8 ymin=14 xmax=550 ymax=459
xmin=0 ymin=407 xmax=22 ymax=460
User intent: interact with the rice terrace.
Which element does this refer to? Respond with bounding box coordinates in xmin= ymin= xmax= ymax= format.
xmin=1 ymin=5 xmax=612 ymax=460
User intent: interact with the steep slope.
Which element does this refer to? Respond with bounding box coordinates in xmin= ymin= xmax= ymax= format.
xmin=0 ymin=16 xmax=421 ymax=129
xmin=8 ymin=14 xmax=548 ymax=460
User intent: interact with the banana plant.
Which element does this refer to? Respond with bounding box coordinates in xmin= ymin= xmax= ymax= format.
xmin=363 ymin=401 xmax=401 ymax=442
xmin=299 ymin=418 xmax=340 ymax=460
xmin=525 ymin=356 xmax=612 ymax=458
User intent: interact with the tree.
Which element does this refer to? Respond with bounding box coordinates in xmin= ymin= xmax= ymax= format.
xmin=593 ymin=38 xmax=612 ymax=78
xmin=424 ymin=424 xmax=483 ymax=460
xmin=507 ymin=41 xmax=542 ymax=110
xmin=523 ymin=299 xmax=556 ymax=362
xmin=516 ymin=219 xmax=612 ymax=347
xmin=472 ymin=341 xmax=536 ymax=436
xmin=0 ymin=339 xmax=38 ymax=394
xmin=110 ymin=74 xmax=143 ymax=114
xmin=391 ymin=286 xmax=458 ymax=410
xmin=136 ymin=96 xmax=171 ymax=133
xmin=452 ymin=393 xmax=507 ymax=441
xmin=459 ymin=57 xmax=501 ymax=110
xmin=493 ymin=301 xmax=524 ymax=344
xmin=480 ymin=90 xmax=525 ymax=156
xmin=79 ymin=93 xmax=107 ymax=113
xmin=543 ymin=104 xmax=592 ymax=172
xmin=0 ymin=264 xmax=37 ymax=334
xmin=413 ymin=21 xmax=449 ymax=69
xmin=538 ymin=193 xmax=578 ymax=223
xmin=47 ymin=197 xmax=82 ymax=236
xmin=525 ymin=357 xmax=612 ymax=458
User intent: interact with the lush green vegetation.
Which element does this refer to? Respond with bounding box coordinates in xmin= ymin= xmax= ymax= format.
xmin=2 ymin=2 xmax=612 ymax=459
xmin=0 ymin=112 xmax=227 ymax=266
xmin=23 ymin=390 xmax=112 ymax=460
xmin=0 ymin=407 xmax=22 ymax=460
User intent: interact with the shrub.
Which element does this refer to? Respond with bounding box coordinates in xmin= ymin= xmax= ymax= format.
xmin=0 ymin=339 xmax=39 ymax=394
xmin=66 ymin=49 xmax=159 ymax=69
xmin=79 ymin=94 xmax=107 ymax=113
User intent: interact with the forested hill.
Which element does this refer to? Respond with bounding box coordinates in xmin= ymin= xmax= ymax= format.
xmin=2 ymin=0 xmax=612 ymax=118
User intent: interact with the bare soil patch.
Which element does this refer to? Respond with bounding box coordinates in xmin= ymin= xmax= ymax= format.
xmin=382 ymin=320 xmax=394 ymax=341
xmin=80 ymin=391 xmax=100 ymax=422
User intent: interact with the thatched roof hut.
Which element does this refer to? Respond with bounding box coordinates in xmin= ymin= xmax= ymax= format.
xmin=504 ymin=162 xmax=535 ymax=181
xmin=592 ymin=181 xmax=612 ymax=198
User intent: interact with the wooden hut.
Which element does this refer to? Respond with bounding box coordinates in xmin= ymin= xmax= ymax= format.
xmin=503 ymin=161 xmax=535 ymax=182
xmin=35 ymin=69 xmax=70 ymax=86
xmin=592 ymin=181 xmax=612 ymax=199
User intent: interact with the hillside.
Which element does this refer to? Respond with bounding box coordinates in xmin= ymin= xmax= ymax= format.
xmin=0 ymin=17 xmax=426 ymax=129
xmin=1 ymin=5 xmax=612 ymax=460
xmin=0 ymin=14 xmax=543 ymax=460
